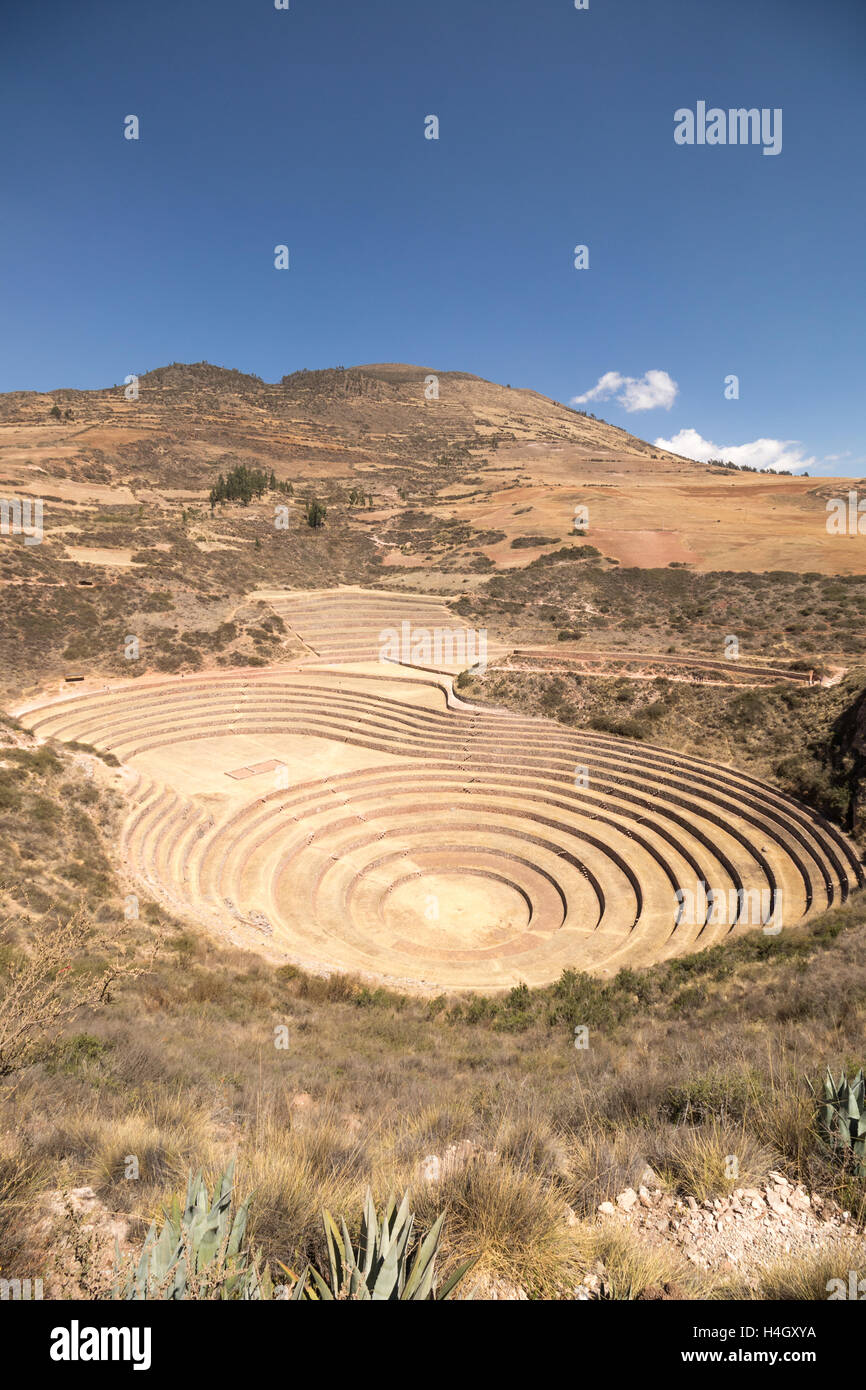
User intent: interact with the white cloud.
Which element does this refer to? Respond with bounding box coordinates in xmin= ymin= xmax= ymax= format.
xmin=654 ymin=427 xmax=817 ymax=473
xmin=571 ymin=369 xmax=678 ymax=413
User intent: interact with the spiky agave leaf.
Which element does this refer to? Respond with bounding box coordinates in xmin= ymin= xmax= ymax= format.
xmin=402 ymin=1210 xmax=446 ymax=1301
xmin=115 ymin=1161 xmax=267 ymax=1300
xmin=816 ymin=1066 xmax=866 ymax=1176
xmin=436 ymin=1256 xmax=480 ymax=1301
xmin=300 ymin=1190 xmax=473 ymax=1301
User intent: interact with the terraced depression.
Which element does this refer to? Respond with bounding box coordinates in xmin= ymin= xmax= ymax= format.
xmin=16 ymin=588 xmax=862 ymax=992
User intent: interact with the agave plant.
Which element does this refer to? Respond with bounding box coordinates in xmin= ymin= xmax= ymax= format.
xmin=815 ymin=1068 xmax=866 ymax=1175
xmin=290 ymin=1188 xmax=475 ymax=1300
xmin=115 ymin=1160 xmax=271 ymax=1300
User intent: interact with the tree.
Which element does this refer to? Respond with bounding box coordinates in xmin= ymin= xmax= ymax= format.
xmin=208 ymin=464 xmax=270 ymax=510
xmin=0 ymin=915 xmax=145 ymax=1078
xmin=305 ymin=499 xmax=326 ymax=529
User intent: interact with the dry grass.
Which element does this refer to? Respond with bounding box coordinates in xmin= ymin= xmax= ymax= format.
xmin=722 ymin=1241 xmax=865 ymax=1300
xmin=237 ymin=1106 xmax=369 ymax=1269
xmin=411 ymin=1154 xmax=579 ymax=1297
xmin=649 ymin=1119 xmax=773 ymax=1202
xmin=0 ymin=913 xmax=143 ymax=1079
xmin=65 ymin=1097 xmax=217 ymax=1210
xmin=579 ymin=1223 xmax=708 ymax=1300
xmin=562 ymin=1126 xmax=656 ymax=1215
xmin=745 ymin=1057 xmax=820 ymax=1176
xmin=0 ymin=1137 xmax=49 ymax=1275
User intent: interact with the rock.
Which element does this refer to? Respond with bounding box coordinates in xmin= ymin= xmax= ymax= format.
xmin=416 ymin=1138 xmax=495 ymax=1186
xmin=418 ymin=1154 xmax=440 ymax=1183
xmin=441 ymin=1139 xmax=484 ymax=1177
xmin=580 ymin=1162 xmax=866 ymax=1293
xmin=41 ymin=1186 xmax=131 ymax=1276
xmin=765 ymin=1186 xmax=789 ymax=1217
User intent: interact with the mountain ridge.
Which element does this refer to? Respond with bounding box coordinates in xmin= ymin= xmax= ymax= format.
xmin=0 ymin=357 xmax=691 ymax=469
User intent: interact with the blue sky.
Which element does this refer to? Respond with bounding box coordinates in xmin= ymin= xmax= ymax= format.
xmin=1 ymin=0 xmax=863 ymax=473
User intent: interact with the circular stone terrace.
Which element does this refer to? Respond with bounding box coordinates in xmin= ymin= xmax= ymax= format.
xmin=15 ymin=588 xmax=863 ymax=992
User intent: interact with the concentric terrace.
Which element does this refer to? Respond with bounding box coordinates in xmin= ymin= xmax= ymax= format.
xmin=16 ymin=589 xmax=863 ymax=991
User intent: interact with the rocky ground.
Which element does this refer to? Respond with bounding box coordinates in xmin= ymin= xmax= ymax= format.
xmin=581 ymin=1168 xmax=864 ymax=1297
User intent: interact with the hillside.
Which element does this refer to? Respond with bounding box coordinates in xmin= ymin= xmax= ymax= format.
xmin=0 ymin=359 xmax=687 ymax=469
xmin=0 ymin=361 xmax=863 ymax=590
